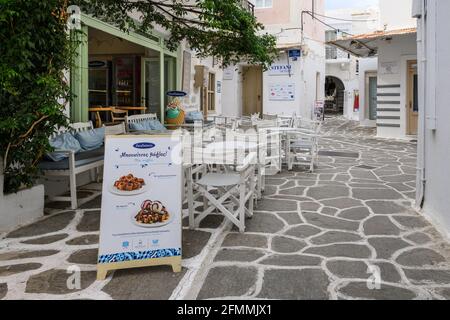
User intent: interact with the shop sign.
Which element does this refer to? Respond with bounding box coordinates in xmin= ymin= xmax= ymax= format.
xmin=223 ymin=67 xmax=234 ymax=80
xmin=380 ymin=61 xmax=399 ymax=75
xmin=97 ymin=134 xmax=183 ymax=280
xmin=288 ymin=49 xmax=302 ymax=58
xmin=269 ymin=64 xmax=294 ymax=76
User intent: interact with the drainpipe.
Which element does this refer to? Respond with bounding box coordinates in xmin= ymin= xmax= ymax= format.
xmin=415 ymin=0 xmax=427 ymax=208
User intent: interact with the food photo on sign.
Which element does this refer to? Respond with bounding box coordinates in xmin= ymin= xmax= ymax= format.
xmin=97 ymin=135 xmax=183 ymax=280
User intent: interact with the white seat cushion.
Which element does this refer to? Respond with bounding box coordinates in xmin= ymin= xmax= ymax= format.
xmin=197 ymin=173 xmax=240 ymax=187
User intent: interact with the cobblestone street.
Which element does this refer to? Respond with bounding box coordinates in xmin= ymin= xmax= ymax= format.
xmin=1 ymin=117 xmax=450 ymax=300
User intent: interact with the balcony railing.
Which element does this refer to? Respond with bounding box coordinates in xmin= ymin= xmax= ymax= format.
xmin=241 ymin=0 xmax=255 ymax=15
xmin=326 ymin=46 xmax=350 ymax=60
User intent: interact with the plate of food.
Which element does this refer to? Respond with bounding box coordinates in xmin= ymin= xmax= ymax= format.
xmin=109 ymin=174 xmax=148 ymax=196
xmin=132 ymin=200 xmax=172 ymax=228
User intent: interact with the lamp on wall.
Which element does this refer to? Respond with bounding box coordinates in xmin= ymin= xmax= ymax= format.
xmin=67 ymin=5 xmax=81 ymax=30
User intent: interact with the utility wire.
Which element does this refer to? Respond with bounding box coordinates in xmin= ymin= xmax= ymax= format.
xmin=313 ymin=12 xmax=378 ymax=23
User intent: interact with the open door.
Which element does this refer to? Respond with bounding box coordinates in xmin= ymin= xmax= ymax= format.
xmin=407 ymin=60 xmax=418 ymax=135
xmin=141 ymin=57 xmax=161 ymax=119
xmin=242 ymin=66 xmax=262 ymax=116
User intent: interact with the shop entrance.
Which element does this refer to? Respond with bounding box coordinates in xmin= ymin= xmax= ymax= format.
xmin=365 ymin=72 xmax=378 ymax=121
xmin=242 ymin=66 xmax=263 ymax=116
xmin=325 ymin=76 xmax=345 ymax=115
xmin=407 ymin=60 xmax=418 ymax=135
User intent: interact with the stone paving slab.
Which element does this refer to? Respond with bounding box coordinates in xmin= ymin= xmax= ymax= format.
xmin=2 ymin=116 xmax=450 ymax=300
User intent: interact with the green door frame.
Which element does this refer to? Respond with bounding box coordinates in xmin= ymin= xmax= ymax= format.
xmin=70 ymin=13 xmax=181 ymax=123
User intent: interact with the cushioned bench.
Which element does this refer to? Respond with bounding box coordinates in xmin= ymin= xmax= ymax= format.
xmin=40 ymin=121 xmax=104 ymax=209
xmin=39 ymin=147 xmax=104 ymax=171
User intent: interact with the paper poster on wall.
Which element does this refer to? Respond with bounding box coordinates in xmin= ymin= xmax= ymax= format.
xmin=97 ymin=135 xmax=182 ymax=280
xmin=223 ymin=66 xmax=234 ymax=80
xmin=269 ymin=83 xmax=295 ymax=101
xmin=182 ymin=51 xmax=192 ymax=94
xmin=269 ymin=64 xmax=294 ymax=76
xmin=380 ymin=61 xmax=399 ymax=75
xmin=217 ymin=81 xmax=222 ymax=93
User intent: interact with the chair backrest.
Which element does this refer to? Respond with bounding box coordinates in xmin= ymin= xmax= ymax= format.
xmin=70 ymin=121 xmax=94 ymax=133
xmin=296 ymin=118 xmax=322 ymax=134
xmin=255 ymin=119 xmax=278 ymax=129
xmin=104 ymin=122 xmax=126 ymax=135
xmin=125 ymin=113 xmax=158 ymax=131
xmin=50 ymin=121 xmax=93 ymax=138
xmin=110 ymin=108 xmax=128 ymax=122
xmin=262 ymin=114 xmax=278 ymax=121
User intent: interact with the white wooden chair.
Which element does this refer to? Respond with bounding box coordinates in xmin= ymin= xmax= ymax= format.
xmin=125 ymin=113 xmax=158 ymax=132
xmin=187 ymin=152 xmax=257 ymax=233
xmin=104 ymin=122 xmax=126 ymax=135
xmin=286 ymin=129 xmax=318 ymax=173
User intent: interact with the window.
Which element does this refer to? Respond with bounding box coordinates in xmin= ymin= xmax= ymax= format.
xmin=207 ymin=73 xmax=216 ymax=112
xmin=255 ymin=0 xmax=272 ymax=9
xmin=325 ymin=31 xmax=337 ymax=60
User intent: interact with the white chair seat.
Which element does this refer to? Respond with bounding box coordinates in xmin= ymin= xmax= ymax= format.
xmin=197 ymin=173 xmax=240 ymax=187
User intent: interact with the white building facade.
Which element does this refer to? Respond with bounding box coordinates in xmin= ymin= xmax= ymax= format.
xmin=324 ymin=7 xmax=379 ymax=122
xmin=328 ymin=0 xmax=418 ymax=139
xmin=414 ymin=0 xmax=450 ymax=239
xmin=222 ymin=0 xmax=326 ymax=119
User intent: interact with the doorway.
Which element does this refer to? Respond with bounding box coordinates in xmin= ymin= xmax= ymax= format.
xmin=242 ymin=66 xmax=262 ymax=116
xmin=142 ymin=57 xmax=161 ymax=119
xmin=407 ymin=60 xmax=418 ymax=135
xmin=365 ymin=72 xmax=378 ymax=120
xmin=325 ymin=76 xmax=345 ymax=115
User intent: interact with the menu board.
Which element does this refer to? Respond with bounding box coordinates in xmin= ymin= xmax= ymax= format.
xmin=97 ymin=134 xmax=182 ymax=280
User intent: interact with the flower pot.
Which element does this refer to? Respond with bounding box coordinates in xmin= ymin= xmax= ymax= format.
xmin=0 ymin=158 xmax=44 ymax=233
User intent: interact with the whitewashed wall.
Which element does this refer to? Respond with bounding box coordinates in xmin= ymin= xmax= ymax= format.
xmin=376 ymin=33 xmax=417 ymax=138
xmin=380 ymin=0 xmax=416 ymax=30
xmin=262 ymin=40 xmax=325 ymax=119
xmin=416 ymin=0 xmax=450 ymax=239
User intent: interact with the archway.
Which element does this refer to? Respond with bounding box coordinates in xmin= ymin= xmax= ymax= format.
xmin=325 ymin=76 xmax=345 ymax=115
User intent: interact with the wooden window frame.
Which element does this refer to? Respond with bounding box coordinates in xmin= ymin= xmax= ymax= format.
xmin=207 ymin=72 xmax=216 ymax=113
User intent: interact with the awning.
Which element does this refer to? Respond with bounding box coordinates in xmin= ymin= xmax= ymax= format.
xmin=327 ymin=28 xmax=417 ymax=58
xmin=276 ymin=42 xmax=302 ymax=51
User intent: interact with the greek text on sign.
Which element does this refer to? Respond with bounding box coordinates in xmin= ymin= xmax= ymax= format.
xmin=97 ymin=134 xmax=182 ymax=280
xmin=269 ymin=64 xmax=294 ymax=76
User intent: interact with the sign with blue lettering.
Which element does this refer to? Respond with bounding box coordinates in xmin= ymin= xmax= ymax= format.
xmin=269 ymin=64 xmax=294 ymax=76
xmin=288 ymin=49 xmax=301 ymax=58
xmin=97 ymin=134 xmax=183 ymax=280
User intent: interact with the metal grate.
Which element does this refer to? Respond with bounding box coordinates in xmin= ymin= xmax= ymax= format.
xmin=319 ymin=150 xmax=360 ymax=159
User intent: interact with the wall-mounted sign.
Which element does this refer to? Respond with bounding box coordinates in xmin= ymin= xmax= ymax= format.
xmin=269 ymin=83 xmax=295 ymax=101
xmin=288 ymin=49 xmax=301 ymax=58
xmin=89 ymin=60 xmax=107 ymax=68
xmin=182 ymin=51 xmax=192 ymax=94
xmin=166 ymin=91 xmax=187 ymax=97
xmin=269 ymin=64 xmax=294 ymax=76
xmin=223 ymin=67 xmax=234 ymax=80
xmin=380 ymin=61 xmax=399 ymax=75
xmin=97 ymin=135 xmax=183 ymax=280
xmin=217 ymin=81 xmax=222 ymax=94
